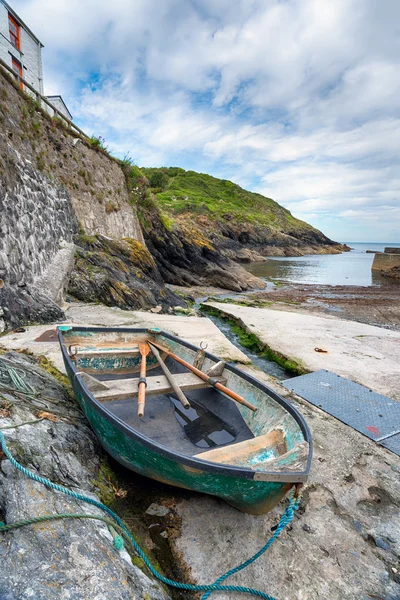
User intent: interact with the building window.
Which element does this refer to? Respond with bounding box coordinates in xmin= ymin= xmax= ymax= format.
xmin=12 ymin=58 xmax=23 ymax=90
xmin=8 ymin=14 xmax=21 ymax=50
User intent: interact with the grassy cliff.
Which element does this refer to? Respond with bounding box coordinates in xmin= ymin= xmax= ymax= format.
xmin=141 ymin=166 xmax=330 ymax=241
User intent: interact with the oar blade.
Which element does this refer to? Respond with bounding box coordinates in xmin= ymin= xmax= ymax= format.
xmin=139 ymin=342 xmax=150 ymax=356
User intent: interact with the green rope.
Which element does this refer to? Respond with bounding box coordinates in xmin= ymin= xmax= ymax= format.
xmin=0 ymin=359 xmax=36 ymax=397
xmin=0 ymin=512 xmax=127 ymax=550
xmin=0 ymin=429 xmax=301 ymax=599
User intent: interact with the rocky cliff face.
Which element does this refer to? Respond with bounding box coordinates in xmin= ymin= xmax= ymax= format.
xmin=0 ymin=68 xmax=170 ymax=329
xmin=140 ymin=205 xmax=264 ymax=292
xmin=68 ymin=234 xmax=184 ymax=310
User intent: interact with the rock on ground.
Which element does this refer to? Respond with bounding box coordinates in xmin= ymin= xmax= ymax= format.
xmin=0 ymin=352 xmax=170 ymax=600
xmin=173 ymin=367 xmax=400 ymax=600
xmin=382 ymin=266 xmax=400 ymax=280
xmin=204 ymin=302 xmax=400 ymax=400
xmin=67 ymin=234 xmax=184 ymax=312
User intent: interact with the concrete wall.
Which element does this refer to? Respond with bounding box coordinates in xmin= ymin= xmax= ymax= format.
xmin=372 ymin=252 xmax=400 ymax=271
xmin=0 ymin=1 xmax=43 ymax=94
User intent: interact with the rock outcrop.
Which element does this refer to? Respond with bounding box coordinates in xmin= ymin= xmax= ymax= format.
xmin=68 ymin=234 xmax=184 ymax=311
xmin=141 ymin=207 xmax=265 ymax=292
xmin=0 ymin=351 xmax=170 ymax=600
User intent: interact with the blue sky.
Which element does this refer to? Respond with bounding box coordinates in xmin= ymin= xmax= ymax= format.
xmin=14 ymin=0 xmax=400 ymax=242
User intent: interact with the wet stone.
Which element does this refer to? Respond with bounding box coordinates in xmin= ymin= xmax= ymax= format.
xmin=146 ymin=503 xmax=170 ymax=517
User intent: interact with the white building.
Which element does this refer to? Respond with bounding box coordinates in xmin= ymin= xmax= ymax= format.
xmin=0 ymin=0 xmax=72 ymax=119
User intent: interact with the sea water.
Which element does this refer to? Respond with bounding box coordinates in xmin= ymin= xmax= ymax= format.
xmin=244 ymin=242 xmax=400 ymax=287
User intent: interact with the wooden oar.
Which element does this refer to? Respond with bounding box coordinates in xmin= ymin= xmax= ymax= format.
xmin=148 ymin=343 xmax=191 ymax=410
xmin=149 ymin=341 xmax=258 ymax=412
xmin=137 ymin=343 xmax=150 ymax=418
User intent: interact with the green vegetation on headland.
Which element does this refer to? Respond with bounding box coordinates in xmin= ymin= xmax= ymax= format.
xmin=141 ymin=166 xmax=319 ymax=234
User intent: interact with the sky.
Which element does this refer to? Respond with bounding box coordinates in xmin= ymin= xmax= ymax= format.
xmin=13 ymin=0 xmax=400 ymax=242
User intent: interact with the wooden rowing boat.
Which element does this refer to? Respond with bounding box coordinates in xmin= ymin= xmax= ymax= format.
xmin=58 ymin=325 xmax=312 ymax=514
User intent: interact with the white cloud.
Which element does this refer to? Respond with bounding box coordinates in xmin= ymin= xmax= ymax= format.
xmin=12 ymin=0 xmax=400 ymax=241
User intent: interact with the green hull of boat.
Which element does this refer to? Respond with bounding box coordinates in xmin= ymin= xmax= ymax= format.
xmin=59 ymin=327 xmax=311 ymax=515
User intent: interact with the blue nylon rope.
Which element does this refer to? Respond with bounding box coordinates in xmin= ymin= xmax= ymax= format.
xmin=0 ymin=430 xmax=300 ymax=599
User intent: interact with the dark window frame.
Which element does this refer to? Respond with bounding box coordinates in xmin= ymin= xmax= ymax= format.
xmin=11 ymin=57 xmax=24 ymax=90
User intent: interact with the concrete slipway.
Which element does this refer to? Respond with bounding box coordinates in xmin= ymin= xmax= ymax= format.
xmin=204 ymin=301 xmax=400 ymax=400
xmin=1 ymin=303 xmax=400 ymax=599
xmin=0 ymin=303 xmax=249 ymax=373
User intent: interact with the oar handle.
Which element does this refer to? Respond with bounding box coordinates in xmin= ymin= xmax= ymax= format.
xmin=137 ymin=380 xmax=146 ymax=418
xmin=148 ymin=343 xmax=190 ymax=409
xmin=137 ymin=345 xmax=148 ymax=418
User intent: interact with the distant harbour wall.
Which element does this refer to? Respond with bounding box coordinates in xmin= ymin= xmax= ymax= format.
xmin=372 ymin=248 xmax=400 ymax=271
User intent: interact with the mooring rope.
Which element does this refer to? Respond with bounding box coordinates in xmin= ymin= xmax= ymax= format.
xmin=0 ymin=430 xmax=301 ymax=599
xmin=0 ymin=358 xmax=302 ymax=598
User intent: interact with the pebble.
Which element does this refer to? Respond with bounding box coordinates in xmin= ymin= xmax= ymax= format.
xmin=374 ymin=537 xmax=391 ymax=551
xmin=146 ymin=503 xmax=170 ymax=517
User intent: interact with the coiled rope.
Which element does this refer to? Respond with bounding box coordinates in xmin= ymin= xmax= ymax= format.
xmin=0 ymin=359 xmax=36 ymax=396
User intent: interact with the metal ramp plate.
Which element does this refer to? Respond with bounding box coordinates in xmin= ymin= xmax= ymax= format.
xmin=282 ymin=370 xmax=400 ymax=456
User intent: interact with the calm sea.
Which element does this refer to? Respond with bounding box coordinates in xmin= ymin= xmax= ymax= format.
xmin=244 ymin=242 xmax=400 ymax=287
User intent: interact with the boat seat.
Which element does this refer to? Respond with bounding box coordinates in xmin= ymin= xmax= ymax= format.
xmin=199 ymin=430 xmax=308 ymax=472
xmin=76 ymin=346 xmax=140 ymax=358
xmin=93 ymin=372 xmax=227 ymax=402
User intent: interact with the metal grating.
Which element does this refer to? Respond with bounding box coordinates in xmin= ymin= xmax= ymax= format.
xmin=380 ymin=433 xmax=400 ymax=455
xmin=282 ymin=370 xmax=400 ymax=456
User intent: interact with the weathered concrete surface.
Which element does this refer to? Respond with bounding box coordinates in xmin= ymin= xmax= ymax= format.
xmin=204 ymin=302 xmax=400 ymax=400
xmin=2 ymin=305 xmax=400 ymax=599
xmin=35 ymin=240 xmax=76 ymax=304
xmin=0 ymin=303 xmax=249 ymax=372
xmin=0 ymin=352 xmax=170 ymax=600
xmin=173 ymin=366 xmax=400 ymax=600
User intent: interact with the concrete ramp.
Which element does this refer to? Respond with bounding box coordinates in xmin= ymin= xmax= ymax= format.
xmin=282 ymin=370 xmax=400 ymax=456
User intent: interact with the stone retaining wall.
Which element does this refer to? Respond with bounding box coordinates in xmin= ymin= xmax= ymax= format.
xmin=0 ymin=67 xmax=144 ymax=327
xmin=372 ymin=249 xmax=400 ymax=271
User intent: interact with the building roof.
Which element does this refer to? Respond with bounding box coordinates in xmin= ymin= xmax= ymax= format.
xmin=45 ymin=95 xmax=73 ymax=121
xmin=1 ymin=0 xmax=44 ymax=47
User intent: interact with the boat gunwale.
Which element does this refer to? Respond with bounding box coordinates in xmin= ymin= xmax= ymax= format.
xmin=58 ymin=326 xmax=312 ymax=483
